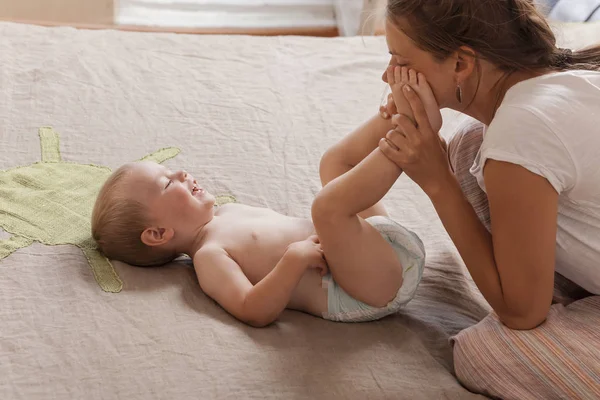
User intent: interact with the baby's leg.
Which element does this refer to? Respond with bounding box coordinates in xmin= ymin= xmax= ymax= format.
xmin=319 ymin=114 xmax=394 ymax=219
xmin=312 ymin=146 xmax=404 ymax=308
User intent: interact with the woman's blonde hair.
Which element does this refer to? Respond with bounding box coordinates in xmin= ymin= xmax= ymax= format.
xmin=91 ymin=163 xmax=176 ymax=266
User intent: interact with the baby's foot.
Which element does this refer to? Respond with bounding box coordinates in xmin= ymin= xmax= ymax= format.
xmin=387 ymin=66 xmax=443 ymax=133
xmin=408 ymin=69 xmax=443 ymax=133
xmin=379 ymin=93 xmax=397 ymax=120
xmin=386 ymin=65 xmax=411 ymax=122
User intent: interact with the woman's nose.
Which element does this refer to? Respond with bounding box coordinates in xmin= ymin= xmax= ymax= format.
xmin=382 ymin=61 xmax=393 ymax=83
xmin=382 ymin=70 xmax=388 ymax=83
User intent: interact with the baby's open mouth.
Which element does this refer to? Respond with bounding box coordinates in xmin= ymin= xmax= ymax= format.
xmin=192 ymin=185 xmax=203 ymax=196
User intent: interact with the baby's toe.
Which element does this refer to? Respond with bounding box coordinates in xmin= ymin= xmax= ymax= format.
xmin=401 ymin=66 xmax=409 ymax=84
xmin=394 ymin=66 xmax=403 ymax=86
xmin=409 ymin=69 xmax=418 ymax=86
xmin=386 ymin=65 xmax=396 ymax=85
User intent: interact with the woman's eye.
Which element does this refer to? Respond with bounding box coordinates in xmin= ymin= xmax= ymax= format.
xmin=165 ymin=180 xmax=172 ymax=189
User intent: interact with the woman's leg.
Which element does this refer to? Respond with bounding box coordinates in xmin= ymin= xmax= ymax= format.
xmin=319 ymin=113 xmax=394 ymax=219
xmin=312 ymin=146 xmax=404 ymax=308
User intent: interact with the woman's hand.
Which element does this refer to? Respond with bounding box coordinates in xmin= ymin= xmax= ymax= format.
xmin=379 ymin=84 xmax=454 ymax=196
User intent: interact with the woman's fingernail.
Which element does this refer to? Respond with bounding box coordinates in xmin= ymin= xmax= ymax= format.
xmin=382 ymin=112 xmax=389 ymax=118
xmin=404 ymin=85 xmax=411 ymax=92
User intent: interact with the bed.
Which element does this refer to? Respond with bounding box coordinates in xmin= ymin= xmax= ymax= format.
xmin=1 ymin=20 xmax=598 ymax=400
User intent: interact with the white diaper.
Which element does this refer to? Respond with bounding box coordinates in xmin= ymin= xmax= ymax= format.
xmin=321 ymin=216 xmax=425 ymax=322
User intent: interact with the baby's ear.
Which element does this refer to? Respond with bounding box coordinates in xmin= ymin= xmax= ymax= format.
xmin=141 ymin=227 xmax=175 ymax=247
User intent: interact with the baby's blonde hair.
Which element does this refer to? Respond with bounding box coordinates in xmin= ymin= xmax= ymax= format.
xmin=92 ymin=163 xmax=176 ymax=267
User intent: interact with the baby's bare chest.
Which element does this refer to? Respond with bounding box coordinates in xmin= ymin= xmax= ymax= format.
xmin=211 ymin=205 xmax=314 ymax=283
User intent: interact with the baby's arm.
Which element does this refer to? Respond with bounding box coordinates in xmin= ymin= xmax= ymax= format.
xmin=194 ymin=238 xmax=326 ymax=328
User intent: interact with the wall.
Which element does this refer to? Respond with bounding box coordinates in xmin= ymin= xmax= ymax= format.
xmin=360 ymin=0 xmax=386 ymax=35
xmin=0 ymin=0 xmax=113 ymax=24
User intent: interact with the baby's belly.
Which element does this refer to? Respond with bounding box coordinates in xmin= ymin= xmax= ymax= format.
xmin=236 ymin=218 xmax=316 ymax=283
xmin=288 ymin=269 xmax=328 ymax=317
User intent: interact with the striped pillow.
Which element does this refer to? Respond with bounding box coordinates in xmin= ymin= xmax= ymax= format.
xmin=451 ymin=296 xmax=600 ymax=400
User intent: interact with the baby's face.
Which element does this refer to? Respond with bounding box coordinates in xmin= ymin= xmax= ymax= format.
xmin=126 ymin=162 xmax=216 ymax=231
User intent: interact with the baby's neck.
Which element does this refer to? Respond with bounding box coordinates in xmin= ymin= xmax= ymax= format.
xmin=177 ymin=217 xmax=214 ymax=257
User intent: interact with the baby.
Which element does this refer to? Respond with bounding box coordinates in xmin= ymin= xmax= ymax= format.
xmin=92 ymin=67 xmax=441 ymax=326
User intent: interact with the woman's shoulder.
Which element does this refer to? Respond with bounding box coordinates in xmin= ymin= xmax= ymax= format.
xmin=479 ymin=70 xmax=600 ymax=194
xmin=503 ymin=70 xmax=600 ymax=108
xmin=492 ymin=70 xmax=600 ymax=136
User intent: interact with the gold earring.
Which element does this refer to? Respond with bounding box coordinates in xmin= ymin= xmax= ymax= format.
xmin=456 ymin=84 xmax=463 ymax=104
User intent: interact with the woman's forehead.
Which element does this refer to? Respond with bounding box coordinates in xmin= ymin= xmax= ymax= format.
xmin=385 ymin=19 xmax=414 ymax=53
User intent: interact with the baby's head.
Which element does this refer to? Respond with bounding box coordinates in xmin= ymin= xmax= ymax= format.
xmin=92 ymin=161 xmax=216 ymax=266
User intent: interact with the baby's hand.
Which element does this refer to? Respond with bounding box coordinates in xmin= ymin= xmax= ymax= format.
xmin=286 ymin=235 xmax=329 ymax=276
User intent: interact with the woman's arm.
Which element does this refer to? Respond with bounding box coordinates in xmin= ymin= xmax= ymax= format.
xmin=378 ymin=83 xmax=558 ymax=330
xmin=429 ymin=160 xmax=557 ymax=329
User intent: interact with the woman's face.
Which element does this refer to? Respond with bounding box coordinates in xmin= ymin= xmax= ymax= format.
xmin=383 ymin=18 xmax=457 ymax=109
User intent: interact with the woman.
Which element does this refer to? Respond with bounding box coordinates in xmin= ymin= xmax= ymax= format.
xmin=321 ymin=0 xmax=600 ymax=398
xmin=379 ymin=0 xmax=600 ymax=328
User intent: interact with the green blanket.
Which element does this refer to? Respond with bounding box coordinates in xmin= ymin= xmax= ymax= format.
xmin=0 ymin=128 xmax=234 ymax=293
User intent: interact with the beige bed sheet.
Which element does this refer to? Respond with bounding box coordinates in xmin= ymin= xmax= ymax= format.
xmin=0 ymin=21 xmax=598 ymax=400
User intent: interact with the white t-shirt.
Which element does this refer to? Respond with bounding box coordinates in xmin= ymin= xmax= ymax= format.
xmin=470 ymin=70 xmax=600 ymax=294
